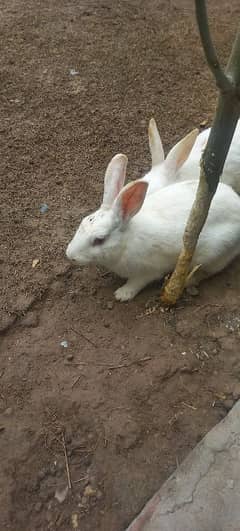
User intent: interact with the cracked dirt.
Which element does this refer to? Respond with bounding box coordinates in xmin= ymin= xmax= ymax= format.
xmin=1 ymin=0 xmax=240 ymax=530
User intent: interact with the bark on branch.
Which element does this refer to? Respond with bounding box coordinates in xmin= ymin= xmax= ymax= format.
xmin=195 ymin=0 xmax=233 ymax=94
xmin=161 ymin=3 xmax=240 ymax=306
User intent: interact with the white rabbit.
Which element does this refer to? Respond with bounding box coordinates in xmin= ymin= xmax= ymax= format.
xmin=142 ymin=118 xmax=240 ymax=195
xmin=66 ymin=153 xmax=240 ymax=301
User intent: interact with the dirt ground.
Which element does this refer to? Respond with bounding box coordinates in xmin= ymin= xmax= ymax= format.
xmin=1 ymin=1 xmax=240 ymax=530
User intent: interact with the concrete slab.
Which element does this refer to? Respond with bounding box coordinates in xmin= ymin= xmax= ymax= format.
xmin=126 ymin=400 xmax=240 ymax=531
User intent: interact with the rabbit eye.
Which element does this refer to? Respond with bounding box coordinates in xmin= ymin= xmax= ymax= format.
xmin=92 ymin=236 xmax=106 ymax=246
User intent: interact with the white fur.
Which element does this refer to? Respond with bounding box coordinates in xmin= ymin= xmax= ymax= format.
xmin=142 ymin=119 xmax=240 ymax=195
xmin=66 ymin=155 xmax=240 ymax=301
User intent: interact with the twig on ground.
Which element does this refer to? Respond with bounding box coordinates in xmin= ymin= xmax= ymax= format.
xmin=62 ymin=431 xmax=72 ymax=490
xmin=73 ymin=476 xmax=88 ymax=484
xmin=109 ymin=356 xmax=152 ymax=370
xmin=76 ymin=356 xmax=152 ymax=371
xmin=71 ymin=375 xmax=82 ymax=388
xmin=182 ymin=401 xmax=197 ymax=411
xmin=70 ymin=326 xmax=97 ymax=348
xmin=192 ymin=303 xmax=223 ymax=312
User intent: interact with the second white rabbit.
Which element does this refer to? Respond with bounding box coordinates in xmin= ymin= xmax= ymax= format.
xmin=142 ymin=118 xmax=240 ymax=195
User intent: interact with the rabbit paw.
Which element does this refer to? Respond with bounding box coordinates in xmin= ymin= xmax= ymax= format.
xmin=114 ymin=283 xmax=138 ymax=302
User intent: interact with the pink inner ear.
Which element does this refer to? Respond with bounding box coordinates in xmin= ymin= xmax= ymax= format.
xmin=121 ymin=182 xmax=148 ymax=220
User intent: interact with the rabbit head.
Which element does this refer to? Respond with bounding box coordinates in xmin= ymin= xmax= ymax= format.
xmin=66 ymin=154 xmax=148 ymax=267
xmin=143 ymin=118 xmax=199 ymax=193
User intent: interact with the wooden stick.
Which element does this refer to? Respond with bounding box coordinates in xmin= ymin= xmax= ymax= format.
xmin=62 ymin=432 xmax=72 ymax=490
xmin=73 ymin=476 xmax=88 ymax=484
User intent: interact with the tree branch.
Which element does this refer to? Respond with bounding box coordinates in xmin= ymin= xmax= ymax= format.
xmin=161 ymin=5 xmax=240 ymax=306
xmin=195 ymin=0 xmax=233 ymax=93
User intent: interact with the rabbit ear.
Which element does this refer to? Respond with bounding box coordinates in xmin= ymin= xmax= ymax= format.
xmin=114 ymin=180 xmax=148 ymax=223
xmin=148 ymin=118 xmax=164 ymax=167
xmin=165 ymin=128 xmax=199 ymax=175
xmin=102 ymin=154 xmax=128 ymax=208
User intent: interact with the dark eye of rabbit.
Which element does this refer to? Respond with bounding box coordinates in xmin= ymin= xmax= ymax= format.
xmin=92 ymin=236 xmax=106 ymax=246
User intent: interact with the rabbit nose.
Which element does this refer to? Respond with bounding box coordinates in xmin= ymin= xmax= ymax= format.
xmin=66 ymin=245 xmax=76 ymax=261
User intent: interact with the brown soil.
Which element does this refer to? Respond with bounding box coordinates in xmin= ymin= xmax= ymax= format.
xmin=1 ymin=1 xmax=240 ymax=530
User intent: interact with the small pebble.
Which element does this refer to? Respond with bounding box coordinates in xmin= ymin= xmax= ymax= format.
xmin=32 ymin=258 xmax=40 ymax=268
xmin=66 ymin=353 xmax=74 ymax=361
xmin=69 ymin=68 xmax=79 ymax=76
xmin=0 ymin=425 xmax=5 ymax=432
xmin=60 ymin=340 xmax=68 ymax=348
xmin=107 ymin=301 xmax=114 ymax=310
xmin=39 ymin=203 xmax=49 ymax=214
xmin=103 ymin=322 xmax=110 ymax=328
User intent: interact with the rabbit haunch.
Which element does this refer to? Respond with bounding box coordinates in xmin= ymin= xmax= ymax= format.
xmin=142 ymin=118 xmax=240 ymax=195
xmin=66 ymin=153 xmax=240 ymax=301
